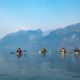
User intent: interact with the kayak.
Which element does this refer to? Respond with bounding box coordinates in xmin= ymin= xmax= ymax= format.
xmin=74 ymin=52 xmax=79 ymax=55
xmin=60 ymin=51 xmax=66 ymax=54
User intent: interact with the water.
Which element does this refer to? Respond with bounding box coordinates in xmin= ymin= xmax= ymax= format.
xmin=0 ymin=49 xmax=80 ymax=80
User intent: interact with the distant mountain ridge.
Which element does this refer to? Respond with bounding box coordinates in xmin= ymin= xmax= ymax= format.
xmin=0 ymin=23 xmax=80 ymax=50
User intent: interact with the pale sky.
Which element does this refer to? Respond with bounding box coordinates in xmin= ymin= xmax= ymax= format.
xmin=0 ymin=0 xmax=80 ymax=38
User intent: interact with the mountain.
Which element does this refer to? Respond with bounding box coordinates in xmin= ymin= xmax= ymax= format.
xmin=0 ymin=29 xmax=43 ymax=50
xmin=42 ymin=23 xmax=80 ymax=49
xmin=43 ymin=30 xmax=52 ymax=36
xmin=0 ymin=23 xmax=80 ymax=50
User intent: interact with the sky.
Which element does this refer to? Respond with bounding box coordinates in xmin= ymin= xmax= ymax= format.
xmin=0 ymin=0 xmax=80 ymax=38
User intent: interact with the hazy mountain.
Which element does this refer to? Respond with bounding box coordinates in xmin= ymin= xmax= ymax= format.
xmin=0 ymin=23 xmax=80 ymax=50
xmin=0 ymin=29 xmax=43 ymax=50
xmin=42 ymin=23 xmax=80 ymax=49
xmin=43 ymin=30 xmax=52 ymax=36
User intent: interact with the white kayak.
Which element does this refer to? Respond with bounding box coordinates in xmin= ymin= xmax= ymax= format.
xmin=74 ymin=52 xmax=79 ymax=55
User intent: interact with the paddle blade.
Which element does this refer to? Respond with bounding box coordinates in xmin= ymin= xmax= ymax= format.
xmin=10 ymin=52 xmax=14 ymax=54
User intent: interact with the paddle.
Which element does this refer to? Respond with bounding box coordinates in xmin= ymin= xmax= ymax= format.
xmin=10 ymin=50 xmax=27 ymax=54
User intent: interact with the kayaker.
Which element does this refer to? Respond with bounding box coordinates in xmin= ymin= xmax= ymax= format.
xmin=16 ymin=48 xmax=22 ymax=57
xmin=17 ymin=48 xmax=22 ymax=53
xmin=61 ymin=48 xmax=66 ymax=52
xmin=39 ymin=48 xmax=47 ymax=53
xmin=74 ymin=48 xmax=80 ymax=52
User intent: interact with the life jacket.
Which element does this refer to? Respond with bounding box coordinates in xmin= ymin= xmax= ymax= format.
xmin=74 ymin=48 xmax=79 ymax=52
xmin=17 ymin=48 xmax=22 ymax=52
xmin=61 ymin=48 xmax=65 ymax=52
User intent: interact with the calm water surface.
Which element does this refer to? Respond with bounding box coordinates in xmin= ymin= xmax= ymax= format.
xmin=0 ymin=49 xmax=80 ymax=80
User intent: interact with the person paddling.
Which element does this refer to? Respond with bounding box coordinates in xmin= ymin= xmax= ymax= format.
xmin=74 ymin=48 xmax=80 ymax=52
xmin=61 ymin=48 xmax=66 ymax=52
xmin=16 ymin=48 xmax=22 ymax=57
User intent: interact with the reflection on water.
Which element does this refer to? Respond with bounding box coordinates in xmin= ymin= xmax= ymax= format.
xmin=60 ymin=52 xmax=66 ymax=58
xmin=40 ymin=53 xmax=46 ymax=57
xmin=0 ymin=49 xmax=80 ymax=80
